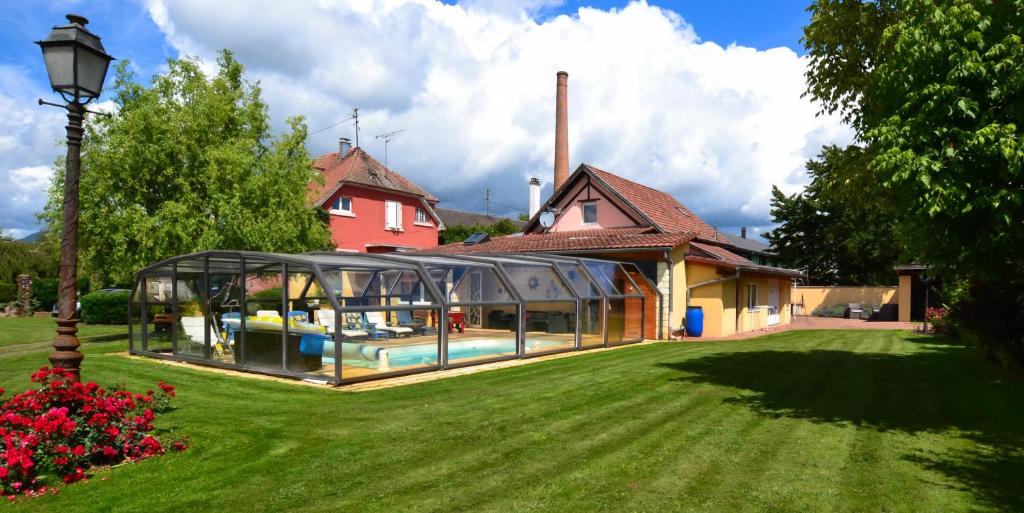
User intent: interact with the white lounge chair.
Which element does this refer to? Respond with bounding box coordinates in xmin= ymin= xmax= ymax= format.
xmin=315 ymin=309 xmax=369 ymax=339
xmin=179 ymin=316 xmax=228 ymax=353
xmin=365 ymin=311 xmax=413 ymax=337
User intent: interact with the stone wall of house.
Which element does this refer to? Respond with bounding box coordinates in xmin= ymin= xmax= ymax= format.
xmin=657 ymin=261 xmax=670 ymax=338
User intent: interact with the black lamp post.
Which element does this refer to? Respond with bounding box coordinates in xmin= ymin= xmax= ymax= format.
xmin=36 ymin=14 xmax=114 ymax=382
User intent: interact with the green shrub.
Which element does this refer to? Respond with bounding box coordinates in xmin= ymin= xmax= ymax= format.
xmin=812 ymin=304 xmax=847 ymax=318
xmin=0 ymin=281 xmax=15 ymax=303
xmin=32 ymin=277 xmax=59 ymax=311
xmin=246 ymin=287 xmax=282 ymax=314
xmin=81 ymin=290 xmax=131 ymax=324
xmin=248 ymin=287 xmax=282 ymax=301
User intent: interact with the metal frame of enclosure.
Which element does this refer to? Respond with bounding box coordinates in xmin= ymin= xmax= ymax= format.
xmin=129 ymin=251 xmax=654 ymax=385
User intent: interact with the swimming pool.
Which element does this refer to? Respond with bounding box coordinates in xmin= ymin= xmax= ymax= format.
xmin=324 ymin=338 xmax=566 ymax=367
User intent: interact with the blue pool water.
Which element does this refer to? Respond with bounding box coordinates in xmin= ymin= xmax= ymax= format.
xmin=324 ymin=338 xmax=565 ymax=367
xmin=388 ymin=339 xmax=516 ymax=366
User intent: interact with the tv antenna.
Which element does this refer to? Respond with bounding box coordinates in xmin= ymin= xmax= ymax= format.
xmin=485 ymin=188 xmax=492 ymax=216
xmin=375 ymin=129 xmax=405 ymax=168
xmin=352 ymin=107 xmax=360 ymax=147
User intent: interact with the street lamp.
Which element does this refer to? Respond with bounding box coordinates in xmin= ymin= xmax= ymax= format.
xmin=37 ymin=14 xmax=114 ymax=382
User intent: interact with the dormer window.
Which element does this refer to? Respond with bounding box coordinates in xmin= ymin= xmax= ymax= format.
xmin=415 ymin=208 xmax=431 ymax=225
xmin=582 ymin=201 xmax=597 ymax=224
xmin=331 ymin=196 xmax=353 ymax=216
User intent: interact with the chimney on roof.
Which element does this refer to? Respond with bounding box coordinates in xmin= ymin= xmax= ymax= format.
xmin=741 ymin=227 xmax=747 ymax=239
xmin=338 ymin=137 xmax=352 ymax=158
xmin=553 ymin=71 xmax=569 ymax=191
xmin=528 ymin=177 xmax=541 ymax=218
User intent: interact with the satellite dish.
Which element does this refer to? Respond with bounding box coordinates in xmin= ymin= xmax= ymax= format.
xmin=539 ymin=210 xmax=556 ymax=228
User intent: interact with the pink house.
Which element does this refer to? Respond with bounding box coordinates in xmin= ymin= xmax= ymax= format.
xmin=309 ymin=139 xmax=443 ymax=253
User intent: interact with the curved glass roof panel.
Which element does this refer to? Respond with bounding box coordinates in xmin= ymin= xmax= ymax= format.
xmin=555 ymin=261 xmax=602 ymax=298
xmin=499 ymin=263 xmax=573 ymax=301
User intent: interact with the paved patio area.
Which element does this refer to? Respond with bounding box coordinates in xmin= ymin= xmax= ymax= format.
xmin=690 ymin=316 xmax=920 ymax=341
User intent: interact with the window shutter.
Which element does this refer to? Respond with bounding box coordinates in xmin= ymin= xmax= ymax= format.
xmin=385 ymin=200 xmax=402 ymax=229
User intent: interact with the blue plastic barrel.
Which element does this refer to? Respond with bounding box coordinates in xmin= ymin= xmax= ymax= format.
xmin=685 ymin=305 xmax=704 ymax=337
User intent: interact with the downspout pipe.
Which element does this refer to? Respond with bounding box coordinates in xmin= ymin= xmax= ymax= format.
xmin=685 ymin=268 xmax=741 ymax=332
xmin=686 ymin=269 xmax=740 ymax=303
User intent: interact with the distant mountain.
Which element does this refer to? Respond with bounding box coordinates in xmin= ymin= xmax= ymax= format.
xmin=17 ymin=231 xmax=42 ymax=243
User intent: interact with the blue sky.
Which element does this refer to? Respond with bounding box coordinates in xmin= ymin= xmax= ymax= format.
xmin=1 ymin=1 xmax=842 ymax=241
xmin=536 ymin=1 xmax=810 ymax=52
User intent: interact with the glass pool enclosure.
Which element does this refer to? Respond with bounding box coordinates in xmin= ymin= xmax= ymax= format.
xmin=129 ymin=251 xmax=657 ymax=384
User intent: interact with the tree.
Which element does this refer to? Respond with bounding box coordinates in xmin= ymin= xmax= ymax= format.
xmin=867 ymin=0 xmax=1024 ymax=281
xmin=42 ymin=51 xmax=331 ymax=286
xmin=804 ymin=0 xmax=1024 ymax=365
xmin=440 ymin=219 xmax=521 ymax=245
xmin=805 ymin=0 xmax=1023 ymax=278
xmin=766 ymin=145 xmax=903 ymax=285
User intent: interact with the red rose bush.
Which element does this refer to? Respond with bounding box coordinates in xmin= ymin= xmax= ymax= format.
xmin=0 ymin=367 xmax=187 ymax=498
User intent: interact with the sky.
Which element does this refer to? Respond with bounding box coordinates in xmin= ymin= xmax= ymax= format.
xmin=0 ymin=0 xmax=850 ymax=242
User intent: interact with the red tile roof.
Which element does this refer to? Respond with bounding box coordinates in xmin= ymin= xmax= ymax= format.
xmin=583 ymin=165 xmax=726 ymax=242
xmin=309 ymin=147 xmax=438 ymax=205
xmin=427 ymin=227 xmax=695 ymax=254
xmin=688 ymin=241 xmax=803 ymax=277
xmin=689 ymin=241 xmax=755 ymax=265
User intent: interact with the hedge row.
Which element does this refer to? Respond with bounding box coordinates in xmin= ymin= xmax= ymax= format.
xmin=81 ymin=290 xmax=131 ymax=324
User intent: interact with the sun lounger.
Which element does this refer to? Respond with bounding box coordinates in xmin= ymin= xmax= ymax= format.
xmin=365 ymin=311 xmax=413 ymax=337
xmin=315 ymin=309 xmax=369 ymax=338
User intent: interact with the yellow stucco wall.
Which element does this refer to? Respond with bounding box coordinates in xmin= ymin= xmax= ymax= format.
xmin=736 ymin=276 xmax=791 ymax=332
xmin=720 ymin=278 xmax=737 ymax=336
xmin=669 ymin=245 xmax=688 ymax=330
xmin=780 ymin=283 xmax=792 ymax=325
xmin=685 ymin=262 xmax=729 ymax=338
xmin=793 ymin=286 xmax=897 ymax=315
xmin=898 ymin=275 xmax=913 ymax=322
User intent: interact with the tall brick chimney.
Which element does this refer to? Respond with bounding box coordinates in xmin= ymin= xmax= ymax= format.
xmin=553 ymin=71 xmax=569 ymax=191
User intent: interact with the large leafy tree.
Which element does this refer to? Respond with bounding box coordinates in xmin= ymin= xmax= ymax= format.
xmin=804 ymin=0 xmax=1024 ymax=363
xmin=804 ymin=0 xmax=1023 ymax=278
xmin=868 ymin=0 xmax=1024 ymax=280
xmin=43 ymin=51 xmax=331 ymax=286
xmin=767 ymin=145 xmax=902 ymax=285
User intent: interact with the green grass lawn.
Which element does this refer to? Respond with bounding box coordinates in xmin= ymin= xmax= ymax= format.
xmin=0 ymin=316 xmax=126 ymax=347
xmin=1 ymin=330 xmax=1021 ymax=512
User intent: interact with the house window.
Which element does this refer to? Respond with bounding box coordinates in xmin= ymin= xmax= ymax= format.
xmin=582 ymin=201 xmax=597 ymax=224
xmin=747 ymin=283 xmax=759 ymax=309
xmin=415 ymin=208 xmax=430 ymax=225
xmin=385 ymin=200 xmax=403 ymax=230
xmin=331 ymin=196 xmax=353 ymax=215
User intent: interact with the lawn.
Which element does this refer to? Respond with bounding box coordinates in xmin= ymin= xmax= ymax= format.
xmin=0 ymin=316 xmax=127 ymax=348
xmin=0 ymin=329 xmax=1021 ymax=512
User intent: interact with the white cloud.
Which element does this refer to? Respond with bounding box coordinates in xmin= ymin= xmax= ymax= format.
xmin=0 ymin=0 xmax=851 ymax=238
xmin=0 ymin=65 xmax=65 ymax=237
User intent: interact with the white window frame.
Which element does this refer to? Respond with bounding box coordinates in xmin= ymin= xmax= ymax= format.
xmin=330 ymin=196 xmax=354 ymax=217
xmin=581 ymin=201 xmax=598 ymax=224
xmin=747 ymin=283 xmax=759 ymax=310
xmin=414 ymin=207 xmax=431 ymax=226
xmin=385 ymin=200 xmax=403 ymax=230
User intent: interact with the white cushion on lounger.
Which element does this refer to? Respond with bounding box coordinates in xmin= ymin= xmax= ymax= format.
xmin=316 ymin=309 xmax=368 ymax=338
xmin=365 ymin=311 xmax=413 ymax=334
xmin=180 ymin=316 xmax=219 ymax=346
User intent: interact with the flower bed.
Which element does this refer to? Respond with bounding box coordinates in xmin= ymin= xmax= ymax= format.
xmin=0 ymin=368 xmax=186 ymax=499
